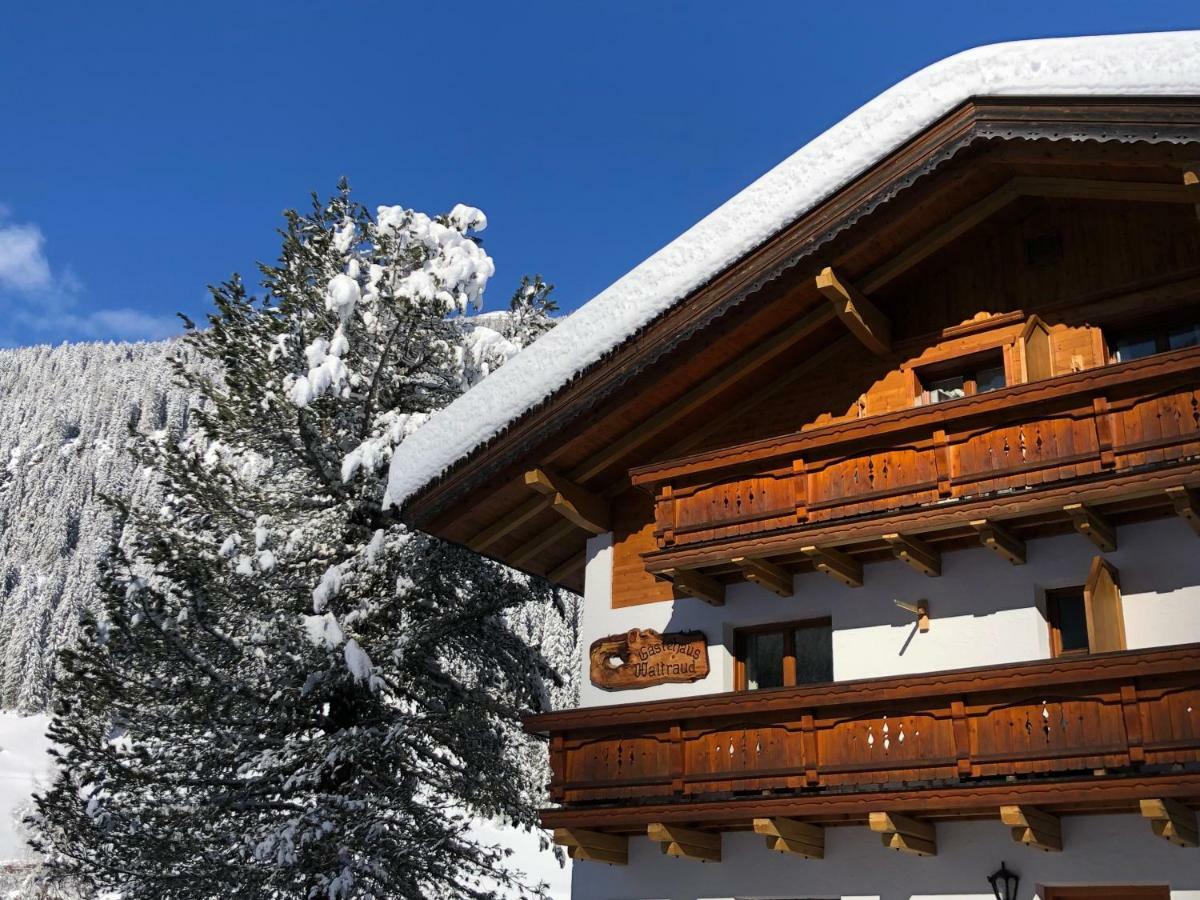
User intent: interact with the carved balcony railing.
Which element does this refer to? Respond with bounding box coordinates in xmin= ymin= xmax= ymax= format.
xmin=631 ymin=347 xmax=1200 ymax=555
xmin=525 ymin=644 xmax=1200 ymax=814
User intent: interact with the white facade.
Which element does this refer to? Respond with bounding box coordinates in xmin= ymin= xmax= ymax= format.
xmin=569 ymin=518 xmax=1200 ymax=899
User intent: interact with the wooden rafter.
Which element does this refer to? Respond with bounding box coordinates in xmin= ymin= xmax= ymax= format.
xmin=1064 ymin=502 xmax=1117 ymax=552
xmin=815 ymin=267 xmax=891 ymax=356
xmin=732 ymin=556 xmax=793 ymax=597
xmin=661 ymin=568 xmax=725 ymax=606
xmin=970 ymin=519 xmax=1027 ymax=565
xmin=753 ymin=817 xmax=824 ymax=858
xmin=553 ymin=828 xmax=628 ymax=865
xmin=509 ymin=519 xmax=577 ymax=569
xmin=869 ymin=812 xmax=936 ymax=856
xmin=1166 ymin=486 xmax=1200 ymax=537
xmin=647 ymin=823 xmax=721 ymax=862
xmin=1001 ymin=805 xmax=1062 ymax=852
xmin=467 ymin=495 xmax=548 ymax=552
xmin=546 ymin=553 xmax=586 ymax=585
xmin=524 ymin=468 xmax=610 ymax=534
xmin=861 ymin=175 xmax=1200 ymax=295
xmin=883 ymin=533 xmax=941 ymax=577
xmin=1140 ymin=798 xmax=1199 ymax=848
xmin=802 ymin=545 xmax=863 ymax=588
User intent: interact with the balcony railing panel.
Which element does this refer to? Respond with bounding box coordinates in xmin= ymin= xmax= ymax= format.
xmin=528 ymin=645 xmax=1200 ymax=807
xmin=634 ymin=348 xmax=1200 ymax=552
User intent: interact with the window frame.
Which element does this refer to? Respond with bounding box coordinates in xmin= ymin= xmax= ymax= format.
xmin=1046 ymin=586 xmax=1090 ymax=658
xmin=1105 ymin=311 xmax=1200 ymax=364
xmin=734 ymin=617 xmax=833 ymax=692
xmin=914 ymin=349 xmax=1008 ymax=407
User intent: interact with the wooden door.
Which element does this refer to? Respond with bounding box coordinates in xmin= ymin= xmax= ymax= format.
xmin=1043 ymin=887 xmax=1169 ymax=899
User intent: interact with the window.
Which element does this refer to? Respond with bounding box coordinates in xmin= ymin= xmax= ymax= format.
xmin=917 ymin=352 xmax=1006 ymax=406
xmin=1047 ymin=557 xmax=1126 ymax=658
xmin=735 ymin=619 xmax=832 ymax=691
xmin=1108 ymin=316 xmax=1200 ymax=363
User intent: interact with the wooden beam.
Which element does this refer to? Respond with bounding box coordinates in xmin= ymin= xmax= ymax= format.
xmin=1001 ymin=805 xmax=1063 ymax=852
xmin=566 ymin=305 xmax=835 ymax=485
xmin=525 ymin=468 xmax=610 ymax=535
xmin=661 ymin=568 xmax=726 ymax=606
xmin=861 ymin=181 xmax=1021 ymax=293
xmin=1166 ymin=486 xmax=1200 ymax=537
xmin=970 ymin=519 xmax=1026 ymax=565
xmin=860 ymin=175 xmax=1200 ymax=296
xmin=509 ymin=519 xmax=577 ymax=569
xmin=468 ymin=495 xmax=548 ymax=552
xmin=546 ymin=553 xmax=585 ymax=585
xmin=553 ymin=828 xmax=628 ymax=865
xmin=882 ymin=533 xmax=941 ymax=577
xmin=732 ymin=556 xmax=793 ymax=597
xmin=1064 ymin=503 xmax=1117 ymax=552
xmin=815 ymin=267 xmax=891 ymax=356
xmin=868 ymin=812 xmax=936 ymax=856
xmin=753 ymin=817 xmax=825 ymax=859
xmin=802 ymin=545 xmax=863 ymax=588
xmin=647 ymin=823 xmax=721 ymax=862
xmin=1141 ymin=798 xmax=1199 ymax=848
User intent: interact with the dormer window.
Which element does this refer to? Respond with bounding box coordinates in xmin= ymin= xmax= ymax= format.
xmin=916 ymin=352 xmax=1006 ymax=406
xmin=1108 ymin=316 xmax=1200 ymax=364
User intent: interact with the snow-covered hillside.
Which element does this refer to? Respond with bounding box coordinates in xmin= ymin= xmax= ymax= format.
xmin=0 ymin=341 xmax=201 ymax=711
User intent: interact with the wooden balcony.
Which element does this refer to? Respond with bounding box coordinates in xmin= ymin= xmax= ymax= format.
xmin=527 ymin=644 xmax=1200 ymax=834
xmin=630 ymin=346 xmax=1200 ymax=582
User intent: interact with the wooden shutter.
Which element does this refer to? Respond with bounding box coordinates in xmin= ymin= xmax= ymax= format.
xmin=1020 ymin=315 xmax=1054 ymax=382
xmin=1084 ymin=556 xmax=1126 ymax=653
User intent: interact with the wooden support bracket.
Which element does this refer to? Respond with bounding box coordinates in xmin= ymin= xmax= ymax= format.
xmin=802 ymin=545 xmax=863 ymax=588
xmin=895 ymin=598 xmax=930 ymax=633
xmin=970 ymin=519 xmax=1026 ymax=565
xmin=1140 ymin=798 xmax=1199 ymax=848
xmin=525 ymin=468 xmax=611 ymax=535
xmin=647 ymin=823 xmax=722 ymax=862
xmin=1064 ymin=502 xmax=1117 ymax=552
xmin=1000 ymin=805 xmax=1063 ymax=852
xmin=1166 ymin=486 xmax=1200 ymax=537
xmin=869 ymin=812 xmax=937 ymax=856
xmin=815 ymin=267 xmax=891 ymax=356
xmin=553 ymin=828 xmax=629 ymax=865
xmin=661 ymin=568 xmax=726 ymax=606
xmin=883 ymin=533 xmax=941 ymax=577
xmin=754 ymin=817 xmax=825 ymax=859
xmin=732 ymin=556 xmax=793 ymax=597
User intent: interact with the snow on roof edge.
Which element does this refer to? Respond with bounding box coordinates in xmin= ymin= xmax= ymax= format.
xmin=384 ymin=30 xmax=1200 ymax=511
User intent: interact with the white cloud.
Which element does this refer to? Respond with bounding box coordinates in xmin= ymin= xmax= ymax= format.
xmin=0 ymin=207 xmax=179 ymax=347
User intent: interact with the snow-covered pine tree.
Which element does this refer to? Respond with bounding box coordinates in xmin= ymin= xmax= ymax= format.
xmin=32 ymin=183 xmax=569 ymax=899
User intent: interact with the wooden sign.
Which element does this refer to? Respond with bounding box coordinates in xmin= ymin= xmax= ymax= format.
xmin=589 ymin=628 xmax=708 ymax=691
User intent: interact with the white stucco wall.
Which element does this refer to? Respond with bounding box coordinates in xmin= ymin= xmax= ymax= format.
xmin=580 ymin=518 xmax=1200 ymax=708
xmin=570 ymin=815 xmax=1200 ymax=900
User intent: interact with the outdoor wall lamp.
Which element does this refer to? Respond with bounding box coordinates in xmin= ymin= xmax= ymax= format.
xmin=987 ymin=860 xmax=1020 ymax=900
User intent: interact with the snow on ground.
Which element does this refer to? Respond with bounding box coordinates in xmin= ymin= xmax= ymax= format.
xmin=384 ymin=30 xmax=1200 ymax=510
xmin=0 ymin=712 xmax=51 ymax=863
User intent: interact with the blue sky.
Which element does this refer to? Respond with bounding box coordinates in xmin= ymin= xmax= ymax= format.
xmin=1 ymin=2 xmax=1197 ymax=348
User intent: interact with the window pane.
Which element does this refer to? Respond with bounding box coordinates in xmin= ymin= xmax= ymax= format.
xmin=793 ymin=623 xmax=833 ymax=685
xmin=975 ymin=365 xmax=1006 ymax=394
xmin=744 ymin=631 xmax=784 ymax=690
xmin=1113 ymin=334 xmax=1157 ymax=363
xmin=927 ymin=375 xmax=966 ymax=404
xmin=1054 ymin=591 xmax=1090 ymax=654
xmin=1168 ymin=322 xmax=1200 ymax=351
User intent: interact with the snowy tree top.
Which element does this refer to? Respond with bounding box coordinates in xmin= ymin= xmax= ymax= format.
xmin=383 ymin=30 xmax=1200 ymax=510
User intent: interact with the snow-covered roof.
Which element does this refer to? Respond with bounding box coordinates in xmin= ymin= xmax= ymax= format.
xmin=384 ymin=30 xmax=1200 ymax=511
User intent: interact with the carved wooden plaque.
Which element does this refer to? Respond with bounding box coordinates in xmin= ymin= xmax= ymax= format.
xmin=589 ymin=628 xmax=709 ymax=691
